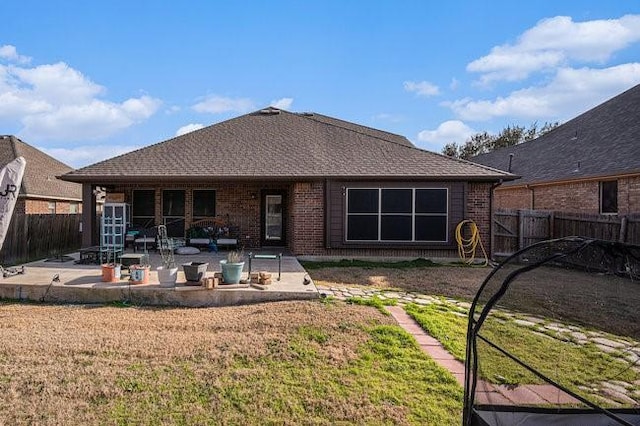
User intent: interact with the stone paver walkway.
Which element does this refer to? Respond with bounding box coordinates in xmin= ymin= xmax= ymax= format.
xmin=386 ymin=306 xmax=582 ymax=406
xmin=318 ymin=285 xmax=640 ymax=407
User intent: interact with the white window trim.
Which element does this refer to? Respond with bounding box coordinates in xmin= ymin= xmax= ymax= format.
xmin=345 ymin=187 xmax=449 ymax=243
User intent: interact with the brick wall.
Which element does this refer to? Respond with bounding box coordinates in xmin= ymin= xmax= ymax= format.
xmin=494 ymin=187 xmax=533 ymax=209
xmin=466 ymin=182 xmax=493 ymax=254
xmin=108 ymin=179 xmax=495 ymax=258
xmin=289 ymin=181 xmax=325 ymax=255
xmin=493 ymin=176 xmax=640 ymax=215
xmin=23 ymin=199 xmax=82 ymax=214
xmin=618 ymin=176 xmax=640 ymax=215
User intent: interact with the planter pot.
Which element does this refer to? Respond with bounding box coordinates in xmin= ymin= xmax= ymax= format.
xmin=157 ymin=266 xmax=178 ymax=288
xmin=101 ymin=264 xmax=121 ymax=282
xmin=182 ymin=262 xmax=208 ymax=282
xmin=130 ymin=265 xmax=150 ymax=284
xmin=220 ymin=260 xmax=245 ymax=284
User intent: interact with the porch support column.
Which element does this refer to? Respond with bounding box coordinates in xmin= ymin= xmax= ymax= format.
xmin=81 ymin=183 xmax=98 ymax=247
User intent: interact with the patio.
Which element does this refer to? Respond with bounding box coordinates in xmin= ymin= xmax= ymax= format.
xmin=0 ymin=250 xmax=319 ymax=307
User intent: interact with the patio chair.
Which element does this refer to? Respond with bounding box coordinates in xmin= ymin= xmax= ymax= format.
xmin=134 ymin=227 xmax=158 ymax=252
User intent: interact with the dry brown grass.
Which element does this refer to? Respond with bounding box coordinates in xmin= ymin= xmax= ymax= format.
xmin=311 ymin=265 xmax=490 ymax=299
xmin=0 ymin=300 xmax=463 ymax=425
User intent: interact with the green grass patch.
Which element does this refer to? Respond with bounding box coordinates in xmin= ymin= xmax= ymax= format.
xmin=405 ymin=302 xmax=637 ymax=393
xmin=107 ymin=323 xmax=462 ymax=425
xmin=300 ymin=258 xmax=441 ymax=270
xmin=346 ymin=295 xmax=397 ymax=315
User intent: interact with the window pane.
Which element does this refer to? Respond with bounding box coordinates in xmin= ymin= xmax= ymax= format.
xmin=193 ymin=190 xmax=216 ymax=217
xmin=163 ymin=190 xmax=185 ymax=216
xmin=601 ymin=181 xmax=618 ymax=214
xmin=416 ymin=189 xmax=447 ymax=214
xmin=348 ymin=189 xmax=378 ymax=213
xmin=381 ymin=215 xmax=412 ymax=240
xmin=381 ymin=189 xmax=412 ymax=213
xmin=133 ymin=190 xmax=155 ymax=216
xmin=415 ymin=216 xmax=447 ymax=241
xmin=347 ymin=215 xmax=378 ymax=240
xmin=164 ymin=218 xmax=185 ymax=238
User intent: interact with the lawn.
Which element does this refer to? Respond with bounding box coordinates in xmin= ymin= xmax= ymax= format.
xmin=0 ymin=300 xmax=462 ymax=425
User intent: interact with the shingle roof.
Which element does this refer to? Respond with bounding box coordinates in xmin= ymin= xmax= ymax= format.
xmin=472 ymin=84 xmax=640 ymax=187
xmin=61 ymin=108 xmax=513 ymax=183
xmin=0 ymin=135 xmax=82 ymax=200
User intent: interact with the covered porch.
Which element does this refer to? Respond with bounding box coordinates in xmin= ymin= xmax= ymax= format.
xmin=80 ymin=180 xmax=317 ymax=253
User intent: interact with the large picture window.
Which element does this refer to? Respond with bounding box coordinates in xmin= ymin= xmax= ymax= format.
xmin=346 ymin=188 xmax=448 ymax=242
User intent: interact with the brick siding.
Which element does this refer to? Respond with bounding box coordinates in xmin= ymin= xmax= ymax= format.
xmin=494 ymin=176 xmax=640 ymax=215
xmin=106 ymin=179 xmax=494 ymax=258
xmin=23 ymin=199 xmax=82 ymax=214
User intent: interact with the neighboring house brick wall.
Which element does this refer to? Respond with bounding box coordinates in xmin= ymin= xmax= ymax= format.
xmin=23 ymin=199 xmax=82 ymax=214
xmin=494 ymin=187 xmax=533 ymax=209
xmin=618 ymin=176 xmax=640 ymax=215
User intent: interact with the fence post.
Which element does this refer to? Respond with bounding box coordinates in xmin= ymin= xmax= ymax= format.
xmin=619 ymin=216 xmax=628 ymax=243
xmin=549 ymin=211 xmax=555 ymax=240
xmin=518 ymin=209 xmax=525 ymax=250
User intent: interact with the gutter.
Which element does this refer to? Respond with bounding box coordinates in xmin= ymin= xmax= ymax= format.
xmin=489 ymin=179 xmax=503 ymax=261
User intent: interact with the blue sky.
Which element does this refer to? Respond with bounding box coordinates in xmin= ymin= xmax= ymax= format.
xmin=1 ymin=1 xmax=639 ymax=167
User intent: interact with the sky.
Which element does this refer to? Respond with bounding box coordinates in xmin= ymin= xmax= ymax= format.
xmin=1 ymin=1 xmax=640 ymax=168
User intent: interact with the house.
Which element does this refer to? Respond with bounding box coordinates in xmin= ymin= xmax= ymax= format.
xmin=60 ymin=107 xmax=514 ymax=257
xmin=472 ymin=84 xmax=640 ymax=215
xmin=0 ymin=135 xmax=82 ymax=214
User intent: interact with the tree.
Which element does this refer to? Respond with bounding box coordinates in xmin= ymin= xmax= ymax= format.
xmin=442 ymin=121 xmax=560 ymax=159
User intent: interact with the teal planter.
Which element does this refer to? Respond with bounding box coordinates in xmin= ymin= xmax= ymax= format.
xmin=220 ymin=260 xmax=245 ymax=284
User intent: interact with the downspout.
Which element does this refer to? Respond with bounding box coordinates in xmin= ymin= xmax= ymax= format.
xmin=489 ymin=179 xmax=503 ymax=261
xmin=526 ymin=184 xmax=535 ymax=209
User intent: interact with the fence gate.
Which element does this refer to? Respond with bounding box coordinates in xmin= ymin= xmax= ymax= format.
xmin=493 ymin=209 xmax=552 ymax=258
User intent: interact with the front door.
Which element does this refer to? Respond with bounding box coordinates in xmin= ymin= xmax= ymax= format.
xmin=261 ymin=191 xmax=286 ymax=246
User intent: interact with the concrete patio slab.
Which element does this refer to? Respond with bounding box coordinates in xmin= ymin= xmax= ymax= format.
xmin=0 ymin=250 xmax=319 ymax=307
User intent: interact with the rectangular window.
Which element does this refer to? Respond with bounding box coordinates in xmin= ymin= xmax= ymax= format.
xmin=69 ymin=202 xmax=79 ymax=214
xmin=346 ymin=188 xmax=448 ymax=242
xmin=48 ymin=201 xmax=56 ymax=214
xmin=192 ymin=190 xmax=216 ymax=221
xmin=600 ymin=181 xmax=618 ymax=214
xmin=132 ymin=189 xmax=155 ymax=229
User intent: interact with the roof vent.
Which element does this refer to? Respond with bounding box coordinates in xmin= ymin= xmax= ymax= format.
xmin=508 ymin=153 xmax=514 ymax=172
xmin=300 ymin=112 xmax=314 ymax=117
xmin=259 ymin=107 xmax=281 ymax=115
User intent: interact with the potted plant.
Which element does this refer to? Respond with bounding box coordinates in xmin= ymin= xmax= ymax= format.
xmin=182 ymin=261 xmax=208 ymax=283
xmin=157 ymin=225 xmax=178 ymax=287
xmin=101 ymin=243 xmax=122 ymax=283
xmin=220 ymin=250 xmax=245 ymax=284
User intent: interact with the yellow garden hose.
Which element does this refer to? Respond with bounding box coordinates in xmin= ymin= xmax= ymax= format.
xmin=455 ymin=220 xmax=489 ymax=266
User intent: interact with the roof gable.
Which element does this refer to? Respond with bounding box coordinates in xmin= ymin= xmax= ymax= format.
xmin=0 ymin=135 xmax=82 ymax=200
xmin=472 ymin=84 xmax=640 ymax=186
xmin=62 ymin=108 xmax=514 ymax=182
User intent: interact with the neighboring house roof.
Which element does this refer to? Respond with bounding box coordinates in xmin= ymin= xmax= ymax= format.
xmin=61 ymin=107 xmax=513 ymax=183
xmin=0 ymin=135 xmax=82 ymax=201
xmin=472 ymin=84 xmax=640 ymax=187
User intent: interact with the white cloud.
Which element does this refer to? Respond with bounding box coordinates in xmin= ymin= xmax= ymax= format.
xmin=192 ymin=95 xmax=254 ymax=114
xmin=0 ymin=45 xmax=31 ymax=64
xmin=417 ymin=120 xmax=476 ymax=150
xmin=269 ymin=97 xmax=293 ymax=110
xmin=468 ymin=14 xmax=640 ymax=83
xmin=449 ymin=78 xmax=460 ymax=91
xmin=448 ymin=63 xmax=640 ymax=121
xmin=175 ymin=123 xmax=205 ymax=136
xmin=403 ymin=80 xmax=440 ymax=96
xmin=40 ymin=144 xmax=143 ymax=168
xmin=0 ymin=57 xmax=161 ymax=141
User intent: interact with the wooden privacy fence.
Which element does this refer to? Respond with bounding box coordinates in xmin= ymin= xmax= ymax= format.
xmin=493 ymin=209 xmax=640 ymax=257
xmin=0 ymin=214 xmax=82 ymax=266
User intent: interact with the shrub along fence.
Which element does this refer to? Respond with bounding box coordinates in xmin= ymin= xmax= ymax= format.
xmin=493 ymin=209 xmax=640 ymax=257
xmin=0 ymin=213 xmax=82 ymax=266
